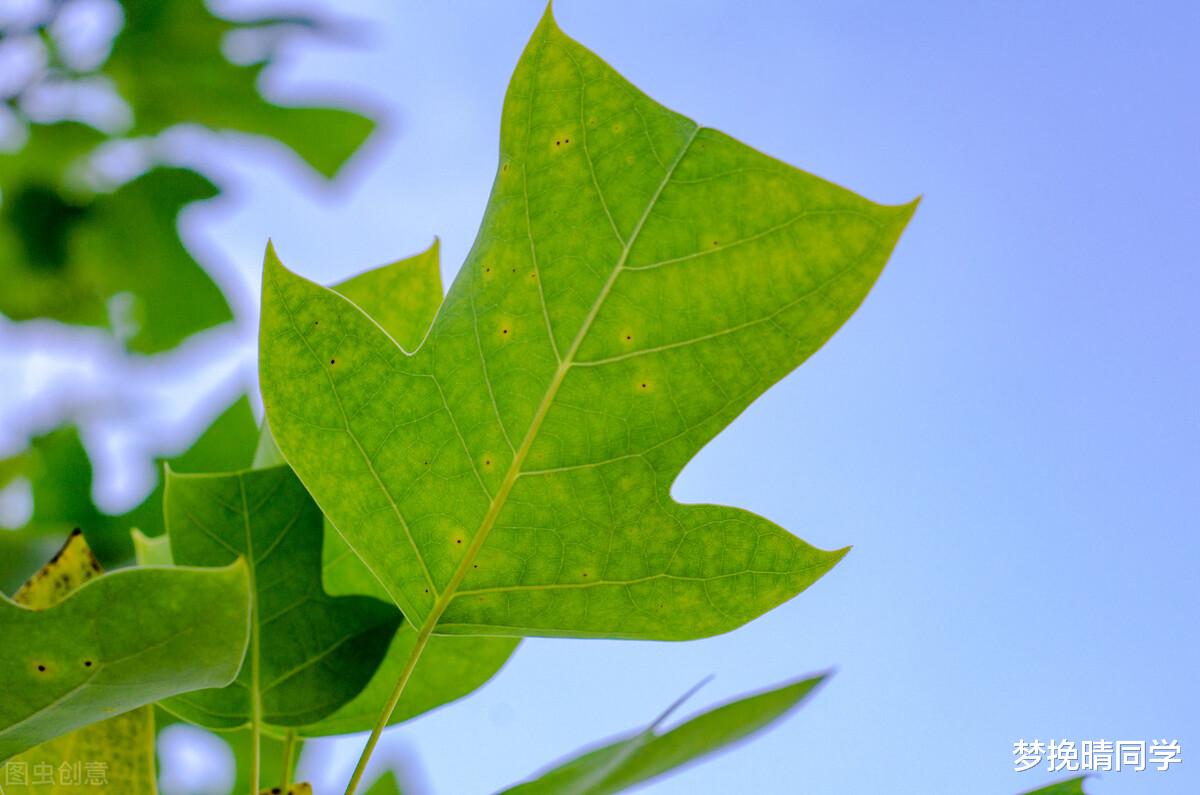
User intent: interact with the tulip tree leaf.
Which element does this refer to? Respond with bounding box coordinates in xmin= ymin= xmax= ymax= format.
xmin=256 ymin=243 xmax=519 ymax=736
xmin=260 ymin=9 xmax=915 ymax=641
xmin=158 ymin=465 xmax=399 ymax=730
xmin=0 ymin=532 xmax=250 ymax=760
xmin=5 ymin=533 xmax=157 ymax=794
xmin=500 ymin=673 xmax=826 ymax=795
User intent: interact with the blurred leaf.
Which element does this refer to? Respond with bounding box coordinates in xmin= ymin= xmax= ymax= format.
xmin=0 ymin=125 xmax=231 ymax=352
xmin=0 ymin=531 xmax=250 ymax=760
xmin=69 ymin=167 xmax=231 ymax=353
xmin=1 ymin=0 xmax=377 ymax=347
xmin=259 ymin=9 xmax=915 ymax=643
xmin=1019 ymin=777 xmax=1090 ymax=795
xmin=5 ymin=532 xmax=157 ymax=794
xmin=364 ymin=771 xmax=404 ymax=795
xmin=0 ymin=397 xmax=258 ymax=590
xmin=159 ymin=465 xmax=399 ymax=730
xmin=106 ymin=0 xmax=374 ymax=179
xmin=500 ymin=674 xmax=826 ymax=794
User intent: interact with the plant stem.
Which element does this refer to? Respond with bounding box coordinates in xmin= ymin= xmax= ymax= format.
xmin=281 ymin=730 xmax=297 ymax=790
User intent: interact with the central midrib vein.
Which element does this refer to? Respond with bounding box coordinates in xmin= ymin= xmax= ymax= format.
xmin=421 ymin=124 xmax=699 ymax=636
xmin=344 ymin=122 xmax=700 ymax=795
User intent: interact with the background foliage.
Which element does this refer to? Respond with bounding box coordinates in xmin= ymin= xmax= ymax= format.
xmin=0 ymin=0 xmax=371 ymax=590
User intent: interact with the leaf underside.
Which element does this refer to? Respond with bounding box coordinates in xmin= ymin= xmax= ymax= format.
xmin=159 ymin=465 xmax=399 ymax=730
xmin=261 ymin=9 xmax=915 ymax=642
xmin=246 ymin=245 xmax=518 ymax=735
xmin=0 ymin=531 xmax=249 ymax=761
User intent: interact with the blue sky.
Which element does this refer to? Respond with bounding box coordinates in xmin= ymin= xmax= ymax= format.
xmin=7 ymin=1 xmax=1198 ymax=793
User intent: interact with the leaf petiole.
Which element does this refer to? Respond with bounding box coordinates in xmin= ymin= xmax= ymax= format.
xmin=282 ymin=730 xmax=297 ymax=790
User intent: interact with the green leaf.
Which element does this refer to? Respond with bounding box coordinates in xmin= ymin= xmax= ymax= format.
xmin=5 ymin=532 xmax=157 ymax=794
xmin=0 ymin=123 xmax=232 ymax=353
xmin=130 ymin=529 xmax=173 ymax=567
xmin=0 ymin=397 xmax=258 ymax=591
xmin=260 ymin=9 xmax=915 ymax=641
xmin=1019 ymin=777 xmax=1090 ymax=795
xmin=159 ymin=465 xmax=400 ymax=730
xmin=500 ymin=674 xmax=826 ymax=795
xmin=105 ymin=1 xmax=373 ymax=179
xmin=258 ymin=244 xmax=519 ymax=737
xmin=64 ymin=167 xmax=232 ymax=354
xmin=0 ymin=531 xmax=250 ymax=760
xmin=315 ymin=239 xmax=446 ymax=602
xmin=364 ymin=771 xmax=405 ymax=795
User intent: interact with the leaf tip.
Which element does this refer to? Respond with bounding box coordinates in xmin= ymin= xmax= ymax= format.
xmin=900 ymin=194 xmax=923 ymax=219
xmin=263 ymin=238 xmax=285 ymax=275
xmin=537 ymin=1 xmax=561 ymax=37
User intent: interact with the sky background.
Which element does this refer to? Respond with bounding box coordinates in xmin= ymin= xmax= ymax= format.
xmin=4 ymin=1 xmax=1198 ymax=793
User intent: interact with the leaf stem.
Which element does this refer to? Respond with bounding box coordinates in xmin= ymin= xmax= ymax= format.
xmin=281 ymin=730 xmax=297 ymax=789
xmin=240 ymin=477 xmax=263 ymax=795
xmin=249 ymin=709 xmax=260 ymax=795
xmin=342 ymin=614 xmax=437 ymax=795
